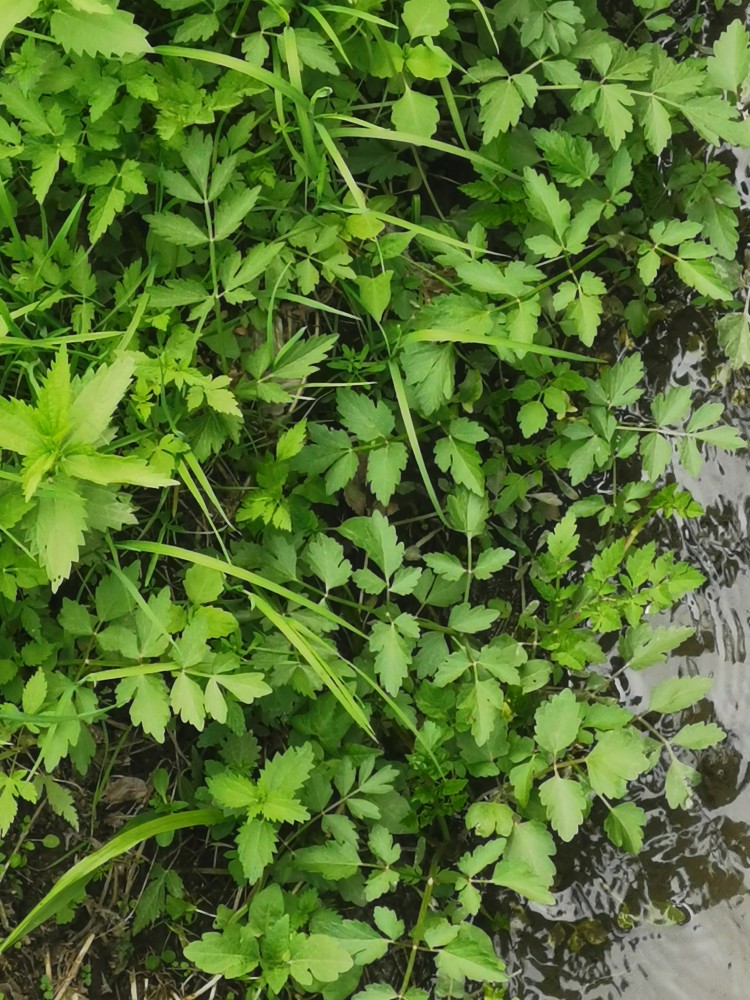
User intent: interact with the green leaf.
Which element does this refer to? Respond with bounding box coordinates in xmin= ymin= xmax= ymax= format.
xmin=717 ymin=312 xmax=750 ymax=370
xmin=22 ymin=668 xmax=47 ymax=715
xmin=518 ymin=400 xmax=547 ymax=438
xmin=648 ymin=676 xmax=713 ymax=715
xmin=435 ymin=925 xmax=507 ymax=985
xmin=305 ymin=535 xmax=352 ymax=591
xmin=339 ymin=510 xmax=404 ymax=581
xmin=358 ymin=272 xmax=392 ymax=323
xmin=620 ymin=624 xmax=695 ymax=671
xmin=473 ymin=547 xmax=514 ymax=580
xmin=391 ymin=88 xmax=439 ymax=138
xmin=146 ymin=212 xmax=207 ymax=247
xmin=50 ymin=8 xmax=151 ymax=57
xmin=337 ymin=390 xmax=395 ymax=441
xmin=524 ymin=168 xmax=570 ymax=241
xmin=236 ymin=817 xmax=277 ymax=883
xmin=674 ymin=256 xmax=733 ymax=301
xmin=586 ymin=730 xmax=649 ymax=798
xmin=665 ymin=759 xmax=700 ymax=809
xmin=116 ymin=675 xmax=171 ymax=742
xmin=465 ymin=801 xmax=514 ymax=838
xmin=184 ymin=565 xmax=224 ymax=605
xmin=539 ymin=776 xmax=587 ymax=842
xmin=651 ymin=386 xmax=692 ymax=427
xmin=603 ymin=802 xmax=646 ymax=853
xmin=369 ymin=619 xmax=414 ymax=695
xmin=0 ymin=0 xmax=39 ymax=46
xmin=491 ymin=858 xmax=554 ymax=905
xmin=207 ymin=770 xmax=258 ymax=812
xmin=534 ymin=688 xmax=582 ymax=756
xmin=34 ymin=484 xmax=88 ymax=591
xmin=295 ymin=840 xmax=361 ymax=880
xmin=213 ymin=185 xmax=261 ymax=241
xmin=170 ymin=672 xmax=205 ymax=730
xmin=367 ymin=441 xmax=407 ymax=505
xmin=448 ymin=603 xmax=500 ymax=634
xmin=289 ymin=934 xmax=355 ymax=986
xmin=640 ymin=433 xmax=672 ymax=481
xmin=63 ymin=454 xmax=175 ymax=488
xmin=402 ymin=0 xmax=449 ymax=38
xmin=256 ymin=744 xmax=315 ymax=823
xmin=184 ymin=925 xmax=259 ymax=979
xmin=68 ymin=354 xmax=135 ymax=447
xmin=672 ymin=722 xmax=726 ymax=750
xmin=707 ymin=19 xmax=750 ymax=93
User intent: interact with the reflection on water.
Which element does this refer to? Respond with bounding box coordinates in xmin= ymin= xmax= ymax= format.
xmin=498 ymin=310 xmax=750 ymax=998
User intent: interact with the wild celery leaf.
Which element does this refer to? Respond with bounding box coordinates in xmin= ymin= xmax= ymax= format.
xmin=184 ymin=564 xmax=224 ymax=605
xmin=294 ymin=841 xmax=361 ymax=880
xmin=22 ymin=669 xmax=47 ymax=715
xmin=402 ymin=0 xmax=449 ymax=38
xmin=473 ymin=547 xmax=514 ymax=580
xmin=305 ymin=535 xmax=352 ymax=590
xmin=524 ymin=168 xmax=570 ymax=240
xmin=603 ymin=802 xmax=646 ymax=853
xmin=406 ymin=44 xmax=452 ymax=80
xmin=256 ymin=744 xmax=315 ymax=823
xmin=648 ymin=676 xmax=712 ymax=715
xmin=708 ymin=19 xmax=750 ymax=92
xmin=717 ymin=312 xmax=750 ymax=369
xmin=620 ymin=624 xmax=695 ymax=670
xmin=458 ymin=677 xmax=504 ymax=746
xmin=640 ymin=433 xmax=672 ymax=481
xmin=546 ymin=512 xmax=579 ymax=565
xmin=671 ymin=722 xmax=726 ymax=750
xmin=115 ymin=675 xmax=171 ymax=742
xmin=651 ymin=386 xmax=692 ymax=427
xmin=339 ymin=510 xmax=404 ymax=581
xmin=694 ymin=425 xmax=745 ymax=450
xmin=184 ymin=925 xmax=260 ymax=978
xmin=358 ymin=272 xmax=392 ymax=322
xmin=586 ymin=354 xmax=644 ymax=408
xmin=88 ymin=185 xmax=125 ymax=243
xmin=434 ymin=436 xmax=485 ymax=494
xmin=289 ymin=934 xmax=354 ymax=986
xmin=337 ymin=389 xmax=394 ymax=440
xmin=674 ymin=255 xmax=733 ymax=301
xmin=401 ymin=341 xmax=455 ymax=414
xmin=518 ymin=400 xmax=547 ymax=438
xmin=586 ymin=730 xmax=649 ymax=798
xmin=534 ymin=688 xmax=582 ymax=756
xmin=34 ymin=484 xmax=88 ymax=590
xmin=491 ymin=858 xmax=554 ymax=905
xmin=236 ymin=817 xmax=277 ymax=883
xmin=424 ymin=552 xmax=465 ymax=581
xmin=50 ymin=8 xmax=151 ymax=56
xmin=435 ymin=925 xmax=507 ymax=984
xmin=207 ymin=771 xmax=258 ymax=811
xmin=539 ymin=776 xmax=587 ymax=842
xmin=217 ymin=673 xmax=272 ymax=704
xmin=367 ymin=442 xmax=407 ymax=505
xmin=448 ymin=603 xmax=500 ymax=634
xmin=532 ymin=129 xmax=599 ymax=187
xmin=146 ymin=212 xmax=207 ymax=247
xmin=465 ymin=801 xmax=514 ymax=838
xmin=391 ymin=89 xmax=439 ymax=138
xmin=170 ymin=672 xmax=205 ymax=730
xmin=665 ymin=759 xmax=701 ymax=809
xmin=213 ymin=185 xmax=261 ymax=241
xmin=369 ymin=619 xmax=414 ymax=695
xmin=478 ymin=77 xmax=524 ymax=140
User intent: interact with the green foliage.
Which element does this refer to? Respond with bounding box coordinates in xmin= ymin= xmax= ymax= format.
xmin=0 ymin=1 xmax=744 ymax=997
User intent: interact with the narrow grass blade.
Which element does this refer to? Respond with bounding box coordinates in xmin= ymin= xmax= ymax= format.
xmin=252 ymin=591 xmax=374 ymax=738
xmin=404 ymin=328 xmax=602 ymax=363
xmin=118 ymin=541 xmax=364 ymax=636
xmin=0 ymin=809 xmax=223 ymax=955
xmin=389 ymin=361 xmax=449 ymax=527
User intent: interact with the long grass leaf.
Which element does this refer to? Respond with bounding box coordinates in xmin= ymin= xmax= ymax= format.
xmin=0 ymin=809 xmax=223 ymax=955
xmin=404 ymin=328 xmax=602 ymax=363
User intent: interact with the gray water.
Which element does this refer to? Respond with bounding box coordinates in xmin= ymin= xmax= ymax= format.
xmin=497 ymin=304 xmax=750 ymax=999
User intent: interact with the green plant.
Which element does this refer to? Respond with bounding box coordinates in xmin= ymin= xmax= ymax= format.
xmin=0 ymin=1 xmax=745 ymax=997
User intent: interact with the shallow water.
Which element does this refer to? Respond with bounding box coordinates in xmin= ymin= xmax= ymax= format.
xmin=497 ymin=308 xmax=750 ymax=999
